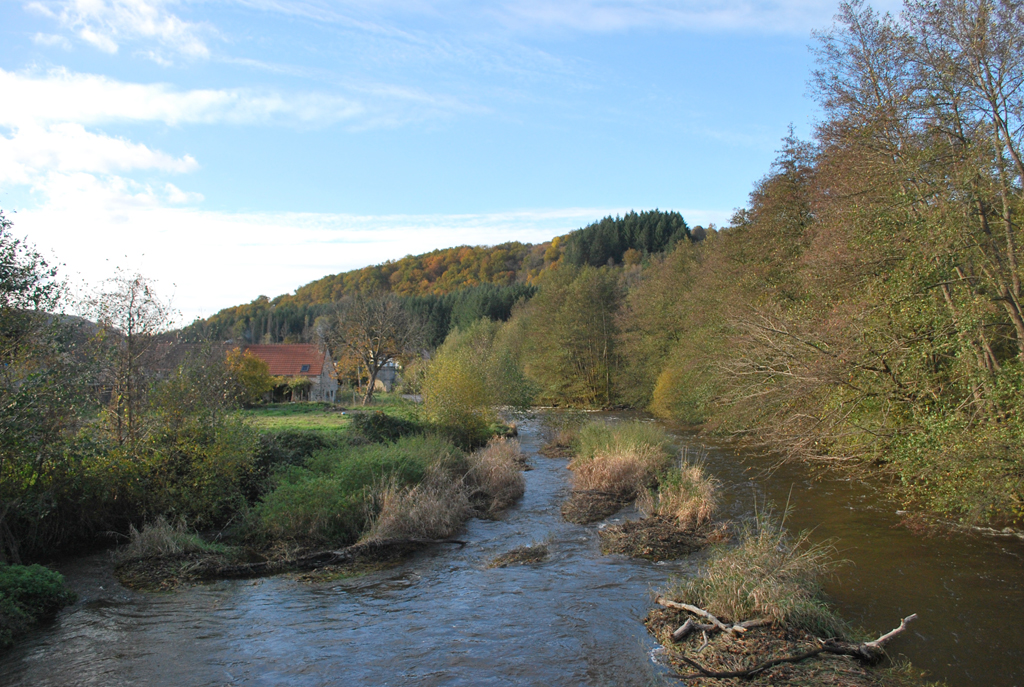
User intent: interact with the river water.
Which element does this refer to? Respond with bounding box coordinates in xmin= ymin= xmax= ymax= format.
xmin=1 ymin=414 xmax=1022 ymax=686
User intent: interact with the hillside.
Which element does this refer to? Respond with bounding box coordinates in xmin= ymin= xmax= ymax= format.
xmin=185 ymin=210 xmax=697 ymax=345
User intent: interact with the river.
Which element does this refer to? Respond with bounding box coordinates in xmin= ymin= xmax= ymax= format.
xmin=1 ymin=414 xmax=1021 ymax=686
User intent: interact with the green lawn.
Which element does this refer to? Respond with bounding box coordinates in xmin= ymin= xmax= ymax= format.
xmin=239 ymin=394 xmax=422 ymax=435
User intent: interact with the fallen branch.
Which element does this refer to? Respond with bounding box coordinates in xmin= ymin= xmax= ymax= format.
xmin=657 ymin=598 xmax=772 ymax=639
xmin=673 ymin=614 xmax=919 ymax=679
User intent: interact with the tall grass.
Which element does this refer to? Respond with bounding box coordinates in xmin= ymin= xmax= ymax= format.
xmin=637 ymin=449 xmax=719 ymax=529
xmin=362 ymin=469 xmax=471 ymax=542
xmin=113 ymin=516 xmax=227 ymax=563
xmin=664 ymin=509 xmax=847 ymax=638
xmin=574 ymin=420 xmax=671 ymax=461
xmin=465 ymin=437 xmax=527 ymax=514
xmin=571 ymin=444 xmax=666 ymax=497
xmin=253 ymin=435 xmax=465 ymax=546
xmin=569 ymin=421 xmax=672 ymax=498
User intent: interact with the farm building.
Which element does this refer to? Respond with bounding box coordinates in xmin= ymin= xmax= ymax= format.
xmin=243 ymin=344 xmax=338 ymax=403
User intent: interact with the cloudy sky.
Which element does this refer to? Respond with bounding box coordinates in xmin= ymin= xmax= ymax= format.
xmin=0 ymin=0 xmax=899 ymax=324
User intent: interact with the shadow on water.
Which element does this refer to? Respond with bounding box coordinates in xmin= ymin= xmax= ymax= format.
xmin=2 ymin=413 xmax=1021 ymax=686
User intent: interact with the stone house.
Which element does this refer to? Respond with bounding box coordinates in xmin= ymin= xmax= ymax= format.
xmin=243 ymin=344 xmax=339 ymax=403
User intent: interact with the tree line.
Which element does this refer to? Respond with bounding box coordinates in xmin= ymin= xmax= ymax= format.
xmin=421 ymin=0 xmax=1024 ymax=526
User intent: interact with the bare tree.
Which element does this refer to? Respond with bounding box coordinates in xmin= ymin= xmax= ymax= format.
xmin=317 ymin=293 xmax=421 ymax=405
xmin=89 ymin=272 xmax=172 ymax=445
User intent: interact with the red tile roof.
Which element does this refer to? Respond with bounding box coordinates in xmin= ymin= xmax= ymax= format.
xmin=242 ymin=344 xmax=330 ymax=377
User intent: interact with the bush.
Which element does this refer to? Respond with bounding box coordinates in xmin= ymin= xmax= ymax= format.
xmin=0 ymin=563 xmax=76 ymax=651
xmin=665 ymin=509 xmax=847 ymax=638
xmin=253 ymin=435 xmax=465 ymax=545
xmin=350 ymin=411 xmax=422 ymax=444
xmin=254 ymin=476 xmax=367 ymax=545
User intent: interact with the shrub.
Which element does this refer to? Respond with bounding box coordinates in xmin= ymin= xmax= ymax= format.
xmin=465 ymin=437 xmax=526 ymax=515
xmin=254 ymin=476 xmax=367 ymax=545
xmin=0 ymin=563 xmax=76 ymax=651
xmin=350 ymin=411 xmax=422 ymax=444
xmin=665 ymin=509 xmax=847 ymax=638
xmin=253 ymin=434 xmax=465 ymax=545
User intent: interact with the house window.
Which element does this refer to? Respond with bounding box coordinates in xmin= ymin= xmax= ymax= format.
xmin=300 ymin=364 xmax=310 ymax=372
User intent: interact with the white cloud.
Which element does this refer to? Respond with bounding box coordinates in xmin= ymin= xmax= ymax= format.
xmin=26 ymin=0 xmax=211 ymax=62
xmin=0 ymin=67 xmax=430 ymax=130
xmin=13 ymin=198 xmax=730 ymax=324
xmin=0 ymin=122 xmax=198 ymax=183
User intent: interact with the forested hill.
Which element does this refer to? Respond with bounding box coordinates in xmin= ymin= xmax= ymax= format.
xmin=184 ymin=209 xmax=697 ymax=345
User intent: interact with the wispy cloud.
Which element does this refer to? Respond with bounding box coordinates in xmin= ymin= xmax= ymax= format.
xmin=218 ymin=0 xmax=905 ymax=36
xmin=0 ymin=67 xmax=366 ymax=128
xmin=0 ymin=66 xmax=489 ymax=132
xmin=25 ymin=0 xmax=212 ymax=62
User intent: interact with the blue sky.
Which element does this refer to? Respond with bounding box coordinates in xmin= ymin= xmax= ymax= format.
xmin=0 ymin=0 xmax=901 ymax=323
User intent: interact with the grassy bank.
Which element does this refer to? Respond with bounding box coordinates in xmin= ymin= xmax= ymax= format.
xmin=112 ymin=397 xmax=524 ymax=590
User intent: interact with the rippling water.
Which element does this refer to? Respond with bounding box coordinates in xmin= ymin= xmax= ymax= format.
xmin=2 ymin=414 xmax=1021 ymax=686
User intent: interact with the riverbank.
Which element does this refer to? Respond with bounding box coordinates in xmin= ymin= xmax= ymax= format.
xmin=3 ymin=413 xmax=1021 ymax=685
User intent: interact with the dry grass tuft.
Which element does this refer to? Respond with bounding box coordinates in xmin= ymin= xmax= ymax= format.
xmin=362 ymin=469 xmax=471 ymax=542
xmin=637 ymin=450 xmax=719 ymax=529
xmin=570 ymin=443 xmax=666 ymax=499
xmin=113 ymin=516 xmax=225 ymax=563
xmin=664 ymin=509 xmax=847 ymax=638
xmin=465 ymin=437 xmax=527 ymax=515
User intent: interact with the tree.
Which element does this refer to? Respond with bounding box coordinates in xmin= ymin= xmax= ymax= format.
xmin=89 ymin=272 xmax=172 ymax=446
xmin=225 ymin=347 xmax=274 ymax=406
xmin=316 ymin=293 xmax=421 ymax=405
xmin=0 ymin=211 xmax=86 ymax=562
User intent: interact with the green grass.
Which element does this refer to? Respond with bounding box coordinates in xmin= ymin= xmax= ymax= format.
xmin=574 ymin=420 xmax=672 ymax=462
xmin=239 ymin=395 xmax=423 ymax=436
xmin=253 ymin=434 xmax=464 ymax=546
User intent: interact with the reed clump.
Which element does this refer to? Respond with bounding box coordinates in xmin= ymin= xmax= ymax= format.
xmin=113 ymin=516 xmax=229 ymax=564
xmin=664 ymin=509 xmax=847 ymax=638
xmin=637 ymin=450 xmax=719 ymax=530
xmin=363 ymin=437 xmax=527 ymax=541
xmin=362 ymin=470 xmax=471 ymax=542
xmin=465 ymin=437 xmax=527 ymax=515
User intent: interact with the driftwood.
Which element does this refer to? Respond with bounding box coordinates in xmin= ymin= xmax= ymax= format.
xmin=657 ymin=601 xmax=919 ymax=680
xmin=200 ymin=538 xmax=466 ymax=579
xmin=657 ymin=598 xmax=773 ymax=639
